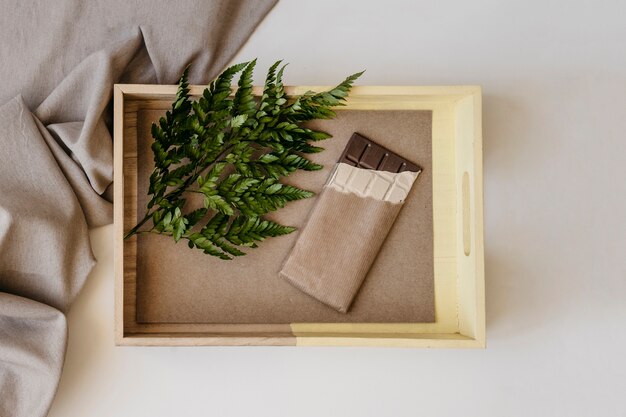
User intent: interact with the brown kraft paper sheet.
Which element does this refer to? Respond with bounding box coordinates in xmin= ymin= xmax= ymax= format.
xmin=135 ymin=109 xmax=434 ymax=323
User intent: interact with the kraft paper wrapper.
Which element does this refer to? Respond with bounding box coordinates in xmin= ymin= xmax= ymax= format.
xmin=280 ymin=186 xmax=405 ymax=313
xmin=135 ymin=109 xmax=434 ymax=323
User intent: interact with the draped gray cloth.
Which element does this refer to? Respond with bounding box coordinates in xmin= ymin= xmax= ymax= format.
xmin=0 ymin=1 xmax=277 ymax=416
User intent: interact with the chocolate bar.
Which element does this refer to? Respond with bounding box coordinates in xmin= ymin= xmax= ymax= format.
xmin=338 ymin=132 xmax=421 ymax=173
xmin=281 ymin=133 xmax=421 ymax=312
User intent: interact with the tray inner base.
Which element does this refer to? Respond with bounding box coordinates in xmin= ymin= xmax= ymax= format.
xmin=131 ymin=109 xmax=435 ymax=324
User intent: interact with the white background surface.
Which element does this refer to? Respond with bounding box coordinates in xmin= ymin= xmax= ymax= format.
xmin=48 ymin=1 xmax=626 ymax=416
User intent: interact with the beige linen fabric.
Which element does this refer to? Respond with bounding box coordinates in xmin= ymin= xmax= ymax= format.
xmin=0 ymin=96 xmax=96 ymax=313
xmin=0 ymin=2 xmax=277 ymax=416
xmin=0 ymin=294 xmax=67 ymax=417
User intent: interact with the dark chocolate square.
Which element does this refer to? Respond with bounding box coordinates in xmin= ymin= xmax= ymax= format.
xmin=338 ymin=132 xmax=422 ymax=173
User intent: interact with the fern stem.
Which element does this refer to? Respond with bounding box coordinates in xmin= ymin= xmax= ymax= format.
xmin=123 ymin=213 xmax=153 ymax=239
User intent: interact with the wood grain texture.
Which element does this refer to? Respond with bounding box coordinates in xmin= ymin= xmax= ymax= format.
xmin=113 ymin=84 xmax=484 ymax=347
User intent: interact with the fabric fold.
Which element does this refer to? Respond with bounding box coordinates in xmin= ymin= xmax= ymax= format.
xmin=34 ymin=26 xmax=149 ymax=208
xmin=35 ymin=118 xmax=113 ymax=228
xmin=0 ymin=96 xmax=96 ymax=313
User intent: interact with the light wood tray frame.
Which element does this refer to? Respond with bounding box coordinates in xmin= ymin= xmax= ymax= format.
xmin=113 ymin=85 xmax=484 ymax=348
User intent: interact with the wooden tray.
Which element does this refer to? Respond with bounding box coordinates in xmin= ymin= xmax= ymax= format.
xmin=113 ymin=85 xmax=485 ymax=348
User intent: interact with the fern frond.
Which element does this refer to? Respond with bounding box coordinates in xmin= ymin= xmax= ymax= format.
xmin=124 ymin=60 xmax=363 ymax=259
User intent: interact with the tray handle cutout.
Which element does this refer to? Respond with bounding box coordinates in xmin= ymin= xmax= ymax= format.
xmin=462 ymin=171 xmax=471 ymax=256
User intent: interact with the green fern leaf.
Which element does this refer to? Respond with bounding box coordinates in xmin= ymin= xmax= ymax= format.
xmin=124 ymin=60 xmax=363 ymax=259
